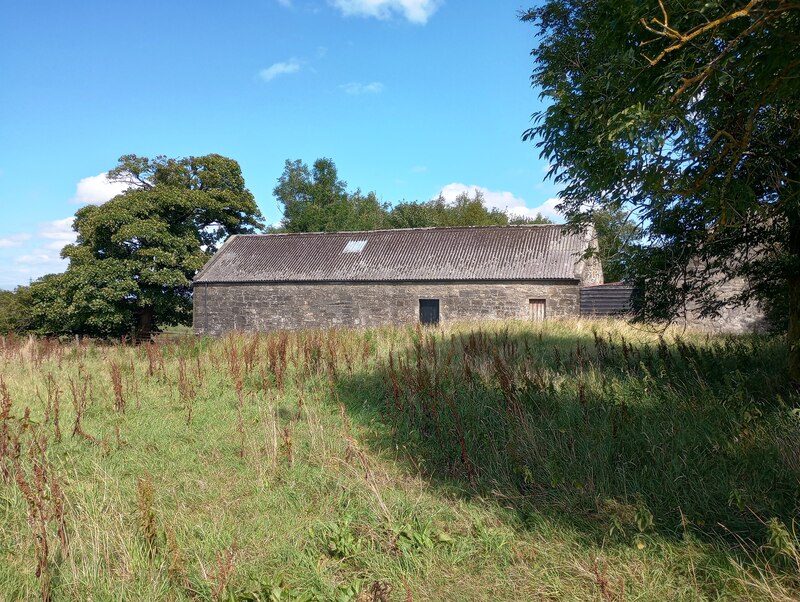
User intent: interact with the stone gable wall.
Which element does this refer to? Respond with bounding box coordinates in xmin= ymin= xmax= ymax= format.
xmin=193 ymin=281 xmax=581 ymax=336
xmin=681 ymin=276 xmax=768 ymax=334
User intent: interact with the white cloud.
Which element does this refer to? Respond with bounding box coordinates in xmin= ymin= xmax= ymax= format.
xmin=9 ymin=251 xmax=69 ymax=284
xmin=0 ymin=233 xmax=32 ymax=249
xmin=340 ymin=81 xmax=384 ymax=95
xmin=71 ymin=172 xmax=129 ymax=205
xmin=0 ymin=170 xmax=108 ymax=286
xmin=259 ymin=59 xmax=302 ymax=82
xmin=39 ymin=217 xmax=77 ymax=251
xmin=276 ymin=0 xmax=292 ymax=6
xmin=528 ymin=198 xmax=562 ymax=221
xmin=330 ymin=0 xmax=441 ymax=24
xmin=15 ymin=252 xmax=53 ymax=265
xmin=437 ymin=183 xmax=563 ymax=222
xmin=411 ymin=165 xmax=427 ymax=173
xmin=0 ymin=218 xmax=75 ymax=286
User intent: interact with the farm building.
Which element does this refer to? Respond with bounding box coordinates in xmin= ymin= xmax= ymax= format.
xmin=192 ymin=225 xmax=603 ymax=335
xmin=579 ymin=278 xmax=767 ymax=333
xmin=580 ymin=282 xmax=635 ymax=317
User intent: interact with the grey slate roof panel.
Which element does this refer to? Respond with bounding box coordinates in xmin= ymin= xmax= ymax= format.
xmin=194 ymin=225 xmax=585 ymax=284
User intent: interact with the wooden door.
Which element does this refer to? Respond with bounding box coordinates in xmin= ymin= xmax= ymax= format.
xmin=529 ymin=299 xmax=546 ymax=321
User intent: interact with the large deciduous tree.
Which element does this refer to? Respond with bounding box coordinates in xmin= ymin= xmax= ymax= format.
xmin=274 ymin=158 xmax=388 ymax=232
xmin=31 ymin=154 xmax=264 ymax=338
xmin=522 ymin=0 xmax=800 ymax=381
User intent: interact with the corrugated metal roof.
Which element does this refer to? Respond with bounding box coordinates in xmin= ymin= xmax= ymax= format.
xmin=194 ymin=225 xmax=588 ymax=284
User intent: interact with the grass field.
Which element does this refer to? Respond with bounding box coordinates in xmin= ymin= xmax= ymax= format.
xmin=0 ymin=319 xmax=799 ymax=601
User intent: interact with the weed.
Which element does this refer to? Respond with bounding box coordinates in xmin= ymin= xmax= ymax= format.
xmin=109 ymin=360 xmax=125 ymax=412
xmin=145 ymin=343 xmax=165 ymax=379
xmin=243 ymin=334 xmax=260 ymax=373
xmin=393 ymin=520 xmax=451 ymax=555
xmin=0 ymin=377 xmax=12 ymax=482
xmin=208 ymin=546 xmax=237 ymax=602
xmin=766 ymin=518 xmax=800 ymax=573
xmin=136 ymin=472 xmax=158 ymax=559
xmin=178 ymin=356 xmax=196 ymax=426
xmin=588 ymin=557 xmax=624 ymax=602
xmin=281 ymin=425 xmax=293 ymax=467
xmin=361 ymin=581 xmax=392 ymax=602
xmin=165 ymin=524 xmax=192 ymax=594
xmin=320 ymin=518 xmax=361 ymax=559
xmin=11 ymin=429 xmax=68 ymax=602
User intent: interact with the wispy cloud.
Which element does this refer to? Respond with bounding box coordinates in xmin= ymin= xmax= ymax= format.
xmin=330 ymin=0 xmax=442 ymax=24
xmin=15 ymin=252 xmax=53 ymax=265
xmin=340 ymin=81 xmax=385 ymax=95
xmin=0 ymin=233 xmax=32 ymax=249
xmin=0 ymin=165 xmax=123 ymax=287
xmin=437 ymin=183 xmax=563 ymax=222
xmin=71 ymin=172 xmax=129 ymax=205
xmin=259 ymin=58 xmax=302 ymax=82
xmin=276 ymin=0 xmax=292 ymax=6
xmin=9 ymin=249 xmax=70 ymax=284
xmin=0 ymin=217 xmax=75 ymax=288
xmin=39 ymin=217 xmax=77 ymax=251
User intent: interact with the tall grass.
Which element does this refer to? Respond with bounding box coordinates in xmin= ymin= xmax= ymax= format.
xmin=375 ymin=323 xmax=797 ymax=544
xmin=0 ymin=320 xmax=797 ymax=601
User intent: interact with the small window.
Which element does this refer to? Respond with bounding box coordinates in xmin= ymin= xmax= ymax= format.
xmin=419 ymin=299 xmax=440 ymax=326
xmin=343 ymin=240 xmax=367 ymax=253
xmin=529 ymin=299 xmax=546 ymax=321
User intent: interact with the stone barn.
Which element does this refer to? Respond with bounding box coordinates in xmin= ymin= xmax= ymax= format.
xmin=192 ymin=225 xmax=603 ymax=335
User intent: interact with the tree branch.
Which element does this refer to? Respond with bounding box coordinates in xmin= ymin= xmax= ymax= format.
xmin=640 ymin=0 xmax=766 ymax=66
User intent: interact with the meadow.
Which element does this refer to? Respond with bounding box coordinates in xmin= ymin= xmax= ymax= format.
xmin=0 ymin=319 xmax=798 ymax=601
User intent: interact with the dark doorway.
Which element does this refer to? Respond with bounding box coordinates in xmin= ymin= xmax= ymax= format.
xmin=419 ymin=299 xmax=440 ymax=326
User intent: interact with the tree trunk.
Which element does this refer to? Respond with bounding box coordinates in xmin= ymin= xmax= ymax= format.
xmin=789 ymin=210 xmax=800 ymax=385
xmin=135 ymin=307 xmax=155 ymax=343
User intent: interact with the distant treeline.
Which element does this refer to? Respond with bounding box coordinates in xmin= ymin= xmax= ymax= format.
xmin=271 ymin=158 xmax=552 ymax=233
xmin=0 ymin=287 xmax=32 ymax=335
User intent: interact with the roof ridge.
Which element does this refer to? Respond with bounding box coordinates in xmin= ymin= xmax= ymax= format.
xmin=239 ymin=224 xmax=565 ymax=237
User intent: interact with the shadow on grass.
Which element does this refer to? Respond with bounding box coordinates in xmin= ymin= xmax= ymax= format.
xmin=335 ymin=323 xmax=800 ymax=554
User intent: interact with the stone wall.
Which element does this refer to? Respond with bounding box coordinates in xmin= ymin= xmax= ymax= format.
xmin=193 ymin=280 xmax=581 ymax=336
xmin=577 ymin=224 xmax=605 ymax=287
xmin=681 ymin=276 xmax=768 ymax=334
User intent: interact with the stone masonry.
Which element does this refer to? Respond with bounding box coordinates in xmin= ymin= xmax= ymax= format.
xmin=193 ymin=281 xmax=581 ymax=336
xmin=681 ymin=276 xmax=768 ymax=334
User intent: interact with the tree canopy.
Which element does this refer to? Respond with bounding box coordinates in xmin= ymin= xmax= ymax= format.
xmin=592 ymin=208 xmax=643 ymax=284
xmin=388 ymin=193 xmax=510 ymax=228
xmin=275 ymin=157 xmax=552 ymax=232
xmin=522 ymin=0 xmax=800 ymax=380
xmin=30 ymin=154 xmax=264 ymax=338
xmin=274 ymin=158 xmax=388 ymax=232
xmin=0 ymin=286 xmax=33 ymax=335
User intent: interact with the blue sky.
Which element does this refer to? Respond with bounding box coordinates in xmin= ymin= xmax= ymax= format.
xmin=0 ymin=0 xmax=558 ymax=289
